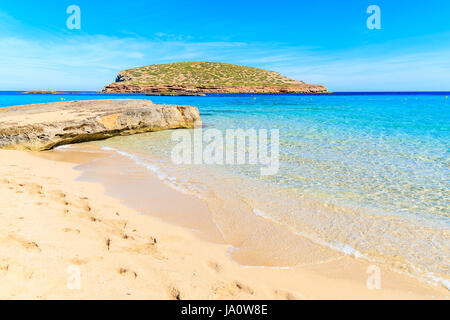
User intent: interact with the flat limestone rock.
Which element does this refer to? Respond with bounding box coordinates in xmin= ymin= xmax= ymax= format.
xmin=0 ymin=99 xmax=201 ymax=151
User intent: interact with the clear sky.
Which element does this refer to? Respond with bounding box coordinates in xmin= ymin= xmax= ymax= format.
xmin=0 ymin=0 xmax=449 ymax=91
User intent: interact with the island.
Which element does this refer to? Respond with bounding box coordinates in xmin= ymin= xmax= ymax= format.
xmin=0 ymin=99 xmax=201 ymax=151
xmin=102 ymin=61 xmax=329 ymax=94
xmin=23 ymin=90 xmax=64 ymax=94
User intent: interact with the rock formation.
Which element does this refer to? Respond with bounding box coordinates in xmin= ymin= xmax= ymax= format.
xmin=0 ymin=99 xmax=201 ymax=151
xmin=104 ymin=83 xmax=328 ymax=94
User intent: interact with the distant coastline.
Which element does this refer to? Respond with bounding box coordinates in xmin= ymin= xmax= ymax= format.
xmin=22 ymin=90 xmax=63 ymax=94
xmin=2 ymin=91 xmax=449 ymax=96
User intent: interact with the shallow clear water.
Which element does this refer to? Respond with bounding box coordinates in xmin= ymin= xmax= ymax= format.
xmin=2 ymin=91 xmax=449 ymax=288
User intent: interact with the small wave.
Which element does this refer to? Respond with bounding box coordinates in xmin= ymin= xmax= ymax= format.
xmin=56 ymin=144 xmax=112 ymax=154
xmin=408 ymin=264 xmax=450 ymax=291
xmin=101 ymin=146 xmax=168 ymax=180
xmin=54 ymin=144 xmax=73 ymax=150
xmin=253 ymin=208 xmax=364 ymax=259
xmin=101 ymin=146 xmax=208 ymax=199
xmin=252 ymin=207 xmax=450 ymax=290
xmin=253 ymin=208 xmax=273 ymax=220
xmin=426 ymin=273 xmax=450 ymax=290
xmin=327 ymin=241 xmax=363 ymax=259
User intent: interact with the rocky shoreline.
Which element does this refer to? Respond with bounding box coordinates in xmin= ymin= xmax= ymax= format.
xmin=102 ymin=83 xmax=329 ymax=94
xmin=0 ymin=99 xmax=201 ymax=151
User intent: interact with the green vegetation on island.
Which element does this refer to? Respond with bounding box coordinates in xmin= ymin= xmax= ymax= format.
xmin=103 ymin=61 xmax=328 ymax=94
xmin=117 ymin=61 xmax=306 ymax=87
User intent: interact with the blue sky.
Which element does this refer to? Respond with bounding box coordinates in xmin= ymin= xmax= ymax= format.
xmin=0 ymin=0 xmax=449 ymax=91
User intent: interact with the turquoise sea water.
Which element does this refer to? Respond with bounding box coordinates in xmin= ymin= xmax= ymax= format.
xmin=1 ymin=92 xmax=449 ymax=288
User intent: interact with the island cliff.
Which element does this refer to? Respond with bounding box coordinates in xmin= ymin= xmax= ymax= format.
xmin=102 ymin=62 xmax=328 ymax=94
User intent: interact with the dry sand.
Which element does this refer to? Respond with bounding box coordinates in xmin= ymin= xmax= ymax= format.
xmin=0 ymin=149 xmax=448 ymax=299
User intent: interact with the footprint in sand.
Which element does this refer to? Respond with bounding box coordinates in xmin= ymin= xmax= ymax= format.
xmin=48 ymin=190 xmax=91 ymax=215
xmin=273 ymin=289 xmax=298 ymax=300
xmin=48 ymin=190 xmax=66 ymax=200
xmin=62 ymin=197 xmax=103 ymax=223
xmin=121 ymin=233 xmax=135 ymax=241
xmin=208 ymin=261 xmax=222 ymax=273
xmin=124 ymin=240 xmax=158 ymax=256
xmin=62 ymin=228 xmax=80 ymax=234
xmin=106 ymin=238 xmax=112 ymax=251
xmin=102 ymin=219 xmax=127 ymax=231
xmin=23 ymin=183 xmax=44 ymax=196
xmin=108 ymin=234 xmax=161 ymax=259
xmin=167 ymin=286 xmax=181 ymax=300
xmin=118 ymin=268 xmax=138 ymax=279
xmin=67 ymin=198 xmax=91 ymax=213
xmin=104 ymin=220 xmax=133 ymax=239
xmin=0 ymin=263 xmax=9 ymax=278
xmin=7 ymin=235 xmax=41 ymax=252
xmin=70 ymin=258 xmax=88 ymax=265
xmin=212 ymin=280 xmax=254 ymax=297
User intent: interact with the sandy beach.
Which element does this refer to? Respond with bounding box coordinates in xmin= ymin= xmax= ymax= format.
xmin=1 ymin=0 xmax=449 ymax=304
xmin=0 ymin=148 xmax=448 ymax=300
